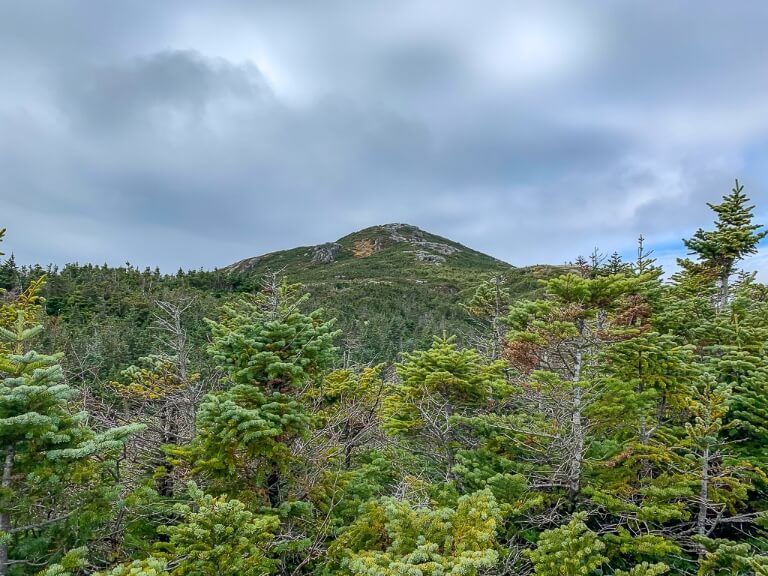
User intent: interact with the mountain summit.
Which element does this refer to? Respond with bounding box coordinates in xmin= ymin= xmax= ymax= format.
xmin=225 ymin=223 xmax=508 ymax=273
xmin=223 ymin=223 xmax=557 ymax=362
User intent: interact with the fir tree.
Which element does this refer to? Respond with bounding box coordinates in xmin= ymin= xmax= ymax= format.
xmin=604 ymin=252 xmax=631 ymax=276
xmin=109 ymin=296 xmax=202 ymax=499
xmin=97 ymin=485 xmax=279 ymax=576
xmin=0 ymin=310 xmax=141 ymax=574
xmin=593 ymin=331 xmax=696 ymax=477
xmin=0 ymin=255 xmax=19 ymax=293
xmin=695 ymin=537 xmax=768 ymax=575
xmin=158 ymin=486 xmax=279 ymax=576
xmin=462 ymin=276 xmax=511 ymax=359
xmin=698 ymin=283 xmax=768 ymax=466
xmin=186 ymin=277 xmax=338 ymax=505
xmin=683 ymin=180 xmax=767 ymax=310
xmin=526 ymin=512 xmax=607 ymax=576
xmin=314 ymin=364 xmax=387 ymax=469
xmin=381 ymin=337 xmax=507 ymax=481
xmin=95 ymin=557 xmax=169 ymax=576
xmin=504 ymin=272 xmax=643 ymax=506
xmin=674 ymin=376 xmax=753 ymax=553
xmin=109 ymin=354 xmax=193 ymax=498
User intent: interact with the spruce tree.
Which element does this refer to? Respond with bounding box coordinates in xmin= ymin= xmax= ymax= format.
xmin=683 ymin=180 xmax=767 ymax=310
xmin=0 ymin=311 xmax=141 ymax=574
xmin=186 ymin=277 xmax=338 ymax=504
xmin=0 ymin=254 xmax=19 ymax=293
xmin=526 ymin=513 xmax=607 ymax=576
xmin=381 ymin=337 xmax=506 ymax=481
xmin=504 ymin=272 xmax=643 ymax=506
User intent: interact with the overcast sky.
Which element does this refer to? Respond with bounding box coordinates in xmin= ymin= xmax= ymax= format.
xmin=2 ymin=1 xmax=768 ymax=273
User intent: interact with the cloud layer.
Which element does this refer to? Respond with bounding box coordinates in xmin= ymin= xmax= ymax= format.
xmin=2 ymin=1 xmax=768 ymax=272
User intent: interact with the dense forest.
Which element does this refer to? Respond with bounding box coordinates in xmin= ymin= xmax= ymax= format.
xmin=1 ymin=181 xmax=767 ymax=575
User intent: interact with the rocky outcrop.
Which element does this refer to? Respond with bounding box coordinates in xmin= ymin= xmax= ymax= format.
xmin=417 ymin=241 xmax=460 ymax=256
xmin=382 ymin=223 xmax=425 ymax=243
xmin=379 ymin=224 xmax=461 ymax=263
xmin=223 ymin=222 xmax=511 ymax=273
xmin=413 ymin=251 xmax=446 ymax=264
xmin=311 ymin=242 xmax=343 ymax=264
xmin=223 ymin=256 xmax=262 ymax=273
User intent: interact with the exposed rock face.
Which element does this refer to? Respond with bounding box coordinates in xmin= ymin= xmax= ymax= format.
xmin=414 ymin=251 xmax=446 ymax=264
xmin=311 ymin=242 xmax=343 ymax=264
xmin=353 ymin=238 xmax=383 ymax=258
xmin=223 ymin=256 xmax=262 ymax=273
xmin=382 ymin=223 xmax=425 ymax=243
xmin=380 ymin=224 xmax=460 ymax=263
xmin=417 ymin=241 xmax=460 ymax=256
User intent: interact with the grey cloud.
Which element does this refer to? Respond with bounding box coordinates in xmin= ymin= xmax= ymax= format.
xmin=60 ymin=51 xmax=270 ymax=134
xmin=1 ymin=1 xmax=767 ymax=273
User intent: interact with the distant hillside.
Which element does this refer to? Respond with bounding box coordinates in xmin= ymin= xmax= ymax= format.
xmin=223 ymin=223 xmax=563 ymax=362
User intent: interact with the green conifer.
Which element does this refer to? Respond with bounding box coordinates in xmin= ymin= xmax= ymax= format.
xmin=333 ymin=489 xmax=501 ymax=575
xmin=683 ymin=180 xmax=767 ymax=310
xmin=186 ymin=278 xmax=338 ymax=504
xmin=526 ymin=512 xmax=607 ymax=576
xmin=0 ymin=310 xmax=141 ymax=574
xmin=381 ymin=337 xmax=506 ymax=480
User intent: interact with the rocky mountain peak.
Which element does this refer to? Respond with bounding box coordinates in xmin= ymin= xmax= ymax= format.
xmin=224 ymin=223 xmax=508 ymax=272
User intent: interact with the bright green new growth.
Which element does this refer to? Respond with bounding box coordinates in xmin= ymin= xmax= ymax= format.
xmin=613 ymin=562 xmax=669 ymax=576
xmin=383 ymin=337 xmax=506 ymax=435
xmin=335 ymin=489 xmax=501 ymax=575
xmin=159 ymin=486 xmax=279 ymax=576
xmin=527 ymin=513 xmax=607 ymax=576
xmin=94 ymin=557 xmax=169 ymax=576
xmin=381 ymin=337 xmax=506 ymax=481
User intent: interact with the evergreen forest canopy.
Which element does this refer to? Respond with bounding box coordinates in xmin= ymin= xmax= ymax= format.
xmin=1 ymin=180 xmax=767 ymax=575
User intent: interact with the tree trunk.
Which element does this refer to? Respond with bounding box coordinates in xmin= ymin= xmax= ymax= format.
xmin=696 ymin=445 xmax=710 ymax=557
xmin=266 ymin=467 xmax=282 ymax=508
xmin=567 ymin=349 xmax=584 ymax=507
xmin=637 ymin=353 xmax=653 ymax=479
xmin=0 ymin=447 xmax=15 ymax=576
xmin=156 ymin=403 xmax=177 ymax=498
xmin=719 ymin=268 xmax=730 ymax=312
